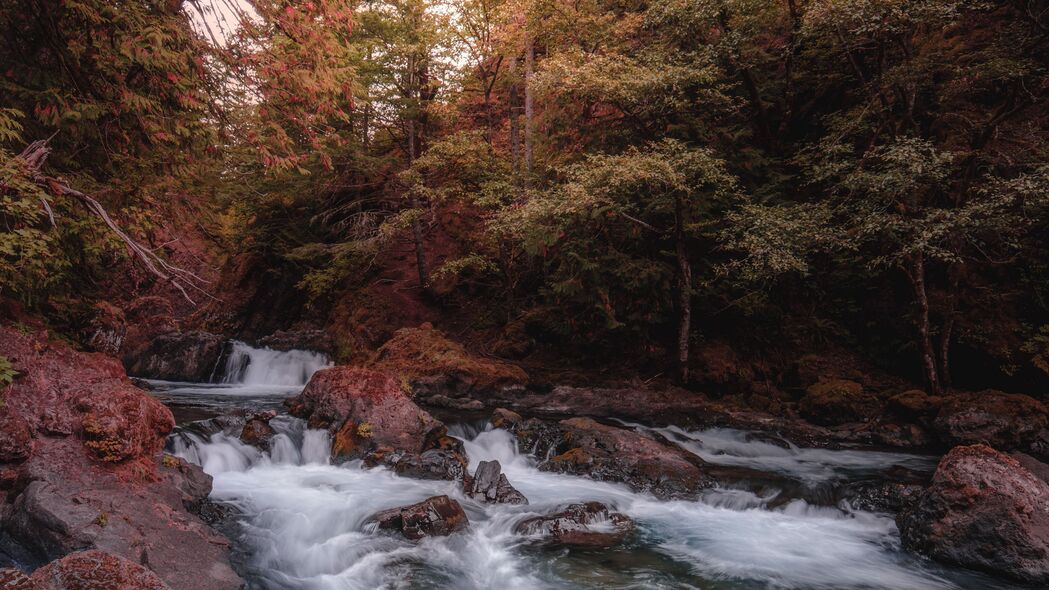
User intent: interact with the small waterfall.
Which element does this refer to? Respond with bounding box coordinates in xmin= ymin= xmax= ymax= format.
xmin=217 ymin=341 xmax=331 ymax=386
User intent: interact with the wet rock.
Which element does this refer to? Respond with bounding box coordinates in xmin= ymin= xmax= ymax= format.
xmin=515 ymin=502 xmax=633 ymax=548
xmin=256 ymin=329 xmax=333 ymax=354
xmin=0 ymin=326 xmax=242 ymax=590
xmin=464 ymin=460 xmax=528 ymax=505
xmin=490 ymin=408 xmax=523 ymax=430
xmin=842 ymin=480 xmax=925 ymax=513
xmin=371 ymin=495 xmax=469 ymax=540
xmin=124 ymin=331 xmax=225 ymax=382
xmin=239 ymin=411 xmax=277 ymax=450
xmin=371 ymin=323 xmax=528 ymax=396
xmin=287 ymin=366 xmax=445 ymax=453
xmin=392 ymin=449 xmax=468 ymax=481
xmin=517 ymin=417 xmax=713 ymax=499
xmin=29 ymin=549 xmax=171 ymax=590
xmin=897 ymin=444 xmax=1049 ymax=584
xmin=421 ymin=394 xmax=485 ymax=411
xmin=797 ymin=379 xmax=880 ymax=426
xmin=932 ymin=391 xmax=1049 ymax=455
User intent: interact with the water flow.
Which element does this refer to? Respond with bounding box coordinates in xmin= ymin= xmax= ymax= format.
xmin=219 ymin=341 xmax=331 ymax=386
xmin=173 ymin=421 xmax=1017 ymax=590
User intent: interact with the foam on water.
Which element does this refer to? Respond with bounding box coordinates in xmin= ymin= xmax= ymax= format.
xmin=220 ymin=341 xmax=331 ymax=386
xmin=172 ymin=421 xmax=1016 ymax=590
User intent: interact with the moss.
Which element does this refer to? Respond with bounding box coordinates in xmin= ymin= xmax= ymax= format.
xmin=94 ymin=512 xmax=108 ymax=528
xmin=161 ymin=454 xmax=181 ymax=469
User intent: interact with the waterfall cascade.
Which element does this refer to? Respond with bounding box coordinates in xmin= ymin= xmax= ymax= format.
xmin=216 ymin=341 xmax=331 ymax=386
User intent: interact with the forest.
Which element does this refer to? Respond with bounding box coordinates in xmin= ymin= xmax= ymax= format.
xmin=1 ymin=1 xmax=1049 ymax=589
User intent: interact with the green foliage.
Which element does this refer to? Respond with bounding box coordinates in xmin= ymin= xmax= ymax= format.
xmin=0 ymin=355 xmax=16 ymax=389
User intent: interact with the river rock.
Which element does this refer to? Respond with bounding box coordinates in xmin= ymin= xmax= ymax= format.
xmin=515 ymin=417 xmax=712 ymax=499
xmin=515 ymin=502 xmax=633 ymax=548
xmin=392 ymin=449 xmax=468 ymax=481
xmin=464 ymin=460 xmax=528 ymax=504
xmin=371 ymin=495 xmax=469 ymax=540
xmin=932 ymin=391 xmax=1049 ymax=455
xmin=797 ymin=379 xmax=880 ymax=426
xmin=0 ymin=325 xmax=242 ymax=590
xmin=123 ymin=330 xmax=225 ymax=382
xmin=371 ymin=323 xmax=528 ymax=397
xmin=27 ymin=550 xmax=172 ymax=590
xmin=897 ymin=444 xmax=1049 ymax=584
xmin=887 ymin=389 xmax=942 ymax=420
xmin=239 ymin=410 xmax=277 ymax=449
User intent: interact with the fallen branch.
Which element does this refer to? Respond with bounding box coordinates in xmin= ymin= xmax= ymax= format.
xmin=16 ymin=139 xmax=211 ymax=304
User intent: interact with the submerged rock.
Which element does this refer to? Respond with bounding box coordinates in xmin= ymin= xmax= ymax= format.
xmin=897 ymin=444 xmax=1049 ymax=584
xmin=371 ymin=495 xmax=469 ymax=540
xmin=464 ymin=460 xmax=528 ymax=505
xmin=515 ymin=502 xmax=633 ymax=548
xmin=514 ymin=417 xmax=713 ymax=499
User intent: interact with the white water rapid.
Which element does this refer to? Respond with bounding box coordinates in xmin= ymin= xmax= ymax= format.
xmin=147 ymin=343 xmax=331 ymax=419
xmin=171 ymin=419 xmax=1022 ymax=590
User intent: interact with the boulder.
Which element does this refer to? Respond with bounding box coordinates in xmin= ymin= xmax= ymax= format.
xmin=887 ymin=389 xmax=942 ymax=420
xmin=371 ymin=323 xmax=528 ymax=396
xmin=797 ymin=379 xmax=880 ymax=426
xmin=82 ymin=302 xmax=127 ymax=357
xmin=123 ymin=331 xmax=225 ymax=382
xmin=515 ymin=417 xmax=713 ymax=499
xmin=464 ymin=460 xmax=528 ymax=505
xmin=371 ymin=495 xmax=469 ymax=540
xmin=897 ymin=444 xmax=1049 ymax=584
xmin=0 ymin=326 xmax=242 ymax=590
xmin=490 ymin=408 xmax=523 ymax=430
xmin=239 ymin=410 xmax=276 ymax=450
xmin=28 ymin=550 xmax=172 ymax=590
xmin=287 ymin=366 xmax=443 ymax=448
xmin=932 ymin=391 xmax=1049 ymax=455
xmin=515 ymin=502 xmax=633 ymax=548
xmin=287 ymin=366 xmax=469 ymax=479
xmin=392 ymin=449 xmax=468 ymax=481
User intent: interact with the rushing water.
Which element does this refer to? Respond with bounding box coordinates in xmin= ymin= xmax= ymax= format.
xmin=169 ymin=419 xmax=1023 ymax=590
xmin=157 ymin=347 xmax=1024 ymax=589
xmin=146 ymin=342 xmax=331 ymax=420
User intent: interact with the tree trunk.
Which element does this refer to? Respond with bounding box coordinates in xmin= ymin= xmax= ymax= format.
xmin=675 ymin=195 xmax=692 ymax=384
xmin=523 ymin=35 xmax=535 ymax=192
xmin=906 ymin=253 xmax=941 ymax=395
xmin=509 ymin=57 xmax=520 ymax=184
xmin=407 ymin=117 xmax=429 ymax=290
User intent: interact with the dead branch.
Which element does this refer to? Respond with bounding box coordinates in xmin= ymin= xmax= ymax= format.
xmin=16 ymin=139 xmax=211 ymax=304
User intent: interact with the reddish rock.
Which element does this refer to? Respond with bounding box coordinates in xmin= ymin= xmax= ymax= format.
xmin=797 ymin=379 xmax=880 ymax=426
xmin=371 ymin=323 xmax=528 ymax=395
xmin=371 ymin=495 xmax=469 ymax=540
xmin=0 ymin=568 xmax=33 ymax=589
xmin=933 ymin=391 xmax=1049 ymax=454
xmin=29 ymin=550 xmax=171 ymax=590
xmin=898 ymin=444 xmax=1049 ymax=584
xmin=517 ymin=417 xmax=713 ymax=498
xmin=0 ymin=326 xmax=241 ymax=590
xmin=0 ymin=410 xmax=33 ymax=463
xmin=287 ymin=366 xmax=446 ymax=459
xmin=490 ymin=408 xmax=522 ymax=430
xmin=239 ymin=411 xmax=276 ymax=449
xmin=515 ymin=502 xmax=633 ymax=548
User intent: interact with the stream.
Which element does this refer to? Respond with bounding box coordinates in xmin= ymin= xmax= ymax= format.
xmin=152 ymin=344 xmax=1026 ymax=590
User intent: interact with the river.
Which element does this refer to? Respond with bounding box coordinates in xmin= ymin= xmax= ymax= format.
xmin=149 ymin=344 xmax=1026 ymax=590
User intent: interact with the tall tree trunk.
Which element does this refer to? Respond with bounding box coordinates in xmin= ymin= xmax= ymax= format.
xmin=675 ymin=195 xmax=692 ymax=384
xmin=509 ymin=57 xmax=520 ymax=183
xmin=940 ymin=265 xmax=960 ymax=390
xmin=523 ymin=35 xmax=535 ymax=192
xmin=906 ymin=253 xmax=941 ymax=395
xmin=407 ymin=117 xmax=429 ymax=290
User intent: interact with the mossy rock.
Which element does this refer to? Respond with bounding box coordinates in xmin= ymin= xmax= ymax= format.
xmin=798 ymin=378 xmax=880 ymax=426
